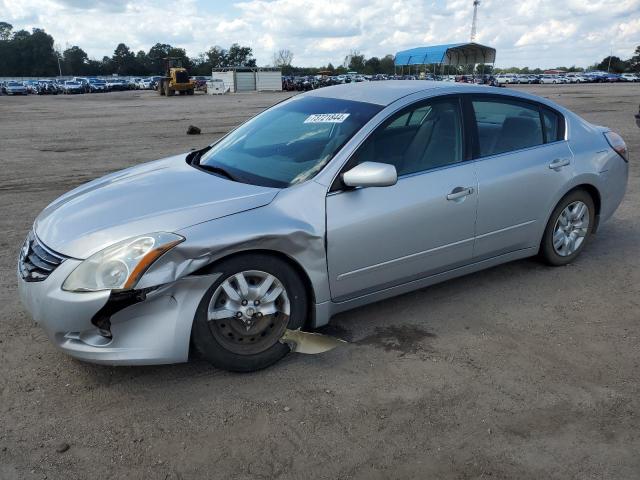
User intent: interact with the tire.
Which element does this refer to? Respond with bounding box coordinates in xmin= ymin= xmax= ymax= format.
xmin=191 ymin=253 xmax=308 ymax=372
xmin=540 ymin=189 xmax=595 ymax=266
xmin=187 ymin=89 xmax=194 ymax=95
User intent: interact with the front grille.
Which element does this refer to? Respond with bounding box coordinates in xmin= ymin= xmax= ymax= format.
xmin=18 ymin=232 xmax=66 ymax=282
xmin=175 ymin=71 xmax=189 ymax=84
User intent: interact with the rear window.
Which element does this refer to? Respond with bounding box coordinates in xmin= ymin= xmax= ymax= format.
xmin=541 ymin=107 xmax=563 ymax=142
xmin=472 ymin=99 xmax=543 ymax=157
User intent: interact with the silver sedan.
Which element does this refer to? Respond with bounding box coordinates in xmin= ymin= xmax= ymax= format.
xmin=18 ymin=82 xmax=629 ymax=371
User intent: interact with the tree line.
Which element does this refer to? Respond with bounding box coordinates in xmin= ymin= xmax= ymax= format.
xmin=0 ymin=22 xmax=256 ymax=77
xmin=1 ymin=22 xmax=638 ymax=78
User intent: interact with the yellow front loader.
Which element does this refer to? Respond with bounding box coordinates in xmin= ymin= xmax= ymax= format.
xmin=158 ymin=57 xmax=196 ymax=96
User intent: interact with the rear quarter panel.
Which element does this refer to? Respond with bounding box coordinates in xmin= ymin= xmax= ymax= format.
xmin=564 ymin=111 xmax=629 ymax=224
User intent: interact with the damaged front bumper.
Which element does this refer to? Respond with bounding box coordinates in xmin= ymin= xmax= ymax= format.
xmin=18 ymin=259 xmax=219 ymax=365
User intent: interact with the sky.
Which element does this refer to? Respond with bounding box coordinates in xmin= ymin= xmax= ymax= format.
xmin=1 ymin=0 xmax=639 ymax=68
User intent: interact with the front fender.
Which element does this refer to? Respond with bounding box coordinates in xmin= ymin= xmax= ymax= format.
xmin=136 ymin=181 xmax=330 ymax=304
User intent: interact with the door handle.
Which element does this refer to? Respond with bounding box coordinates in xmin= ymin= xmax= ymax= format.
xmin=447 ymin=186 xmax=474 ymax=201
xmin=549 ymin=158 xmax=570 ymax=170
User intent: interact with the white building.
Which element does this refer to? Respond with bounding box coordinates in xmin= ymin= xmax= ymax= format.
xmin=210 ymin=68 xmax=282 ymax=93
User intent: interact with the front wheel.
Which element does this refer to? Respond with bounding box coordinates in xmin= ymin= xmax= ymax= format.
xmin=191 ymin=254 xmax=308 ymax=372
xmin=540 ymin=190 xmax=595 ymax=266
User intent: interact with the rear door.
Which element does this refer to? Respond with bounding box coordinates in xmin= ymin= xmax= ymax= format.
xmin=467 ymin=95 xmax=573 ymax=260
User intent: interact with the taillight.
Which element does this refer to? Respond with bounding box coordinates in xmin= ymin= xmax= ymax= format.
xmin=604 ymin=131 xmax=628 ymax=162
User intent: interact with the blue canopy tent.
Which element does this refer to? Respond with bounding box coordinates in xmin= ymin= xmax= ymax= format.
xmin=394 ymin=42 xmax=496 ymax=76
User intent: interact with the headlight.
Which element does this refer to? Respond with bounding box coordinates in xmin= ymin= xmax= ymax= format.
xmin=62 ymin=232 xmax=184 ymax=292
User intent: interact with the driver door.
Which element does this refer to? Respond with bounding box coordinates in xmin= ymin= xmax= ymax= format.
xmin=326 ymin=97 xmax=478 ymax=301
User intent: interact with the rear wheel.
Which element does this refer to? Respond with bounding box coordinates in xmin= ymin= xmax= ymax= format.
xmin=191 ymin=254 xmax=307 ymax=372
xmin=540 ymin=190 xmax=594 ymax=266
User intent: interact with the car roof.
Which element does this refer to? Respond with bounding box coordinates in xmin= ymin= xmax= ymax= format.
xmin=303 ymin=81 xmax=455 ymax=106
xmin=300 ymin=80 xmax=567 ymax=112
xmin=301 ymin=80 xmax=534 ymax=106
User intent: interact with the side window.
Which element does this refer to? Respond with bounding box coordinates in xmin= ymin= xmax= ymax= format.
xmin=387 ymin=106 xmax=432 ymax=129
xmin=541 ymin=107 xmax=562 ymax=142
xmin=350 ymin=98 xmax=463 ymax=176
xmin=472 ymin=99 xmax=543 ymax=157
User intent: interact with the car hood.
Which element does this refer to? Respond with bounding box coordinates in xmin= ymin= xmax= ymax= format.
xmin=34 ymin=154 xmax=279 ymax=258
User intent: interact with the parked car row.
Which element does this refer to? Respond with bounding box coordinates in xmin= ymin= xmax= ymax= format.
xmin=1 ymin=75 xmax=217 ymax=96
xmin=0 ymin=76 xmax=169 ymax=95
xmin=283 ymin=74 xmax=366 ymax=91
xmin=282 ymin=73 xmax=481 ymax=91
xmin=453 ymin=75 xmax=499 ymax=86
xmin=130 ymin=76 xmax=164 ymax=90
xmin=4 ymin=70 xmax=638 ymax=97
xmin=281 ymin=70 xmax=640 ymax=92
xmin=495 ymin=72 xmax=640 ymax=85
xmin=282 ymin=73 xmax=503 ymax=91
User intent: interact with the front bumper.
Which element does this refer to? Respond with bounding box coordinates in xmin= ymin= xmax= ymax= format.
xmin=18 ymin=258 xmax=219 ymax=365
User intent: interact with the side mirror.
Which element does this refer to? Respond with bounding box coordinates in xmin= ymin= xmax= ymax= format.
xmin=342 ymin=162 xmax=397 ymax=188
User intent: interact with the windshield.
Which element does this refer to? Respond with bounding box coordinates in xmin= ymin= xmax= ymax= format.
xmin=8 ymin=82 xmax=21 ymax=86
xmin=198 ymin=96 xmax=382 ymax=187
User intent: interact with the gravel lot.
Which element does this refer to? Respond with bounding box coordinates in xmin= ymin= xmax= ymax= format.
xmin=1 ymin=84 xmax=638 ymax=480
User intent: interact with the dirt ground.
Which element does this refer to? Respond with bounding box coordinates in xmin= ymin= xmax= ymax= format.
xmin=0 ymin=83 xmax=638 ymax=480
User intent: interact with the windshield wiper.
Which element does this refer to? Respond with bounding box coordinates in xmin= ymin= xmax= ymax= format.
xmin=188 ymin=146 xmax=240 ymax=182
xmin=197 ymin=164 xmax=238 ymax=182
xmin=189 ymin=145 xmax=212 ymax=165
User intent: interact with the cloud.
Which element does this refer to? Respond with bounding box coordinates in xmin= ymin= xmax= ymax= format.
xmin=1 ymin=0 xmax=639 ymax=68
xmin=515 ymin=20 xmax=578 ymax=47
xmin=52 ymin=0 xmax=130 ymax=12
xmin=216 ymin=18 xmax=250 ymax=34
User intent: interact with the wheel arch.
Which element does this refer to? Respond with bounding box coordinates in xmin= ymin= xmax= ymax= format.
xmin=540 ymin=182 xmax=603 ymax=251
xmin=190 ymin=248 xmax=317 ymax=328
xmin=571 ymin=183 xmax=602 ymax=232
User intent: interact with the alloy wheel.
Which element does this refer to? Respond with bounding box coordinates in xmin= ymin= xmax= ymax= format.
xmin=207 ymin=270 xmax=291 ymax=355
xmin=552 ymin=201 xmax=590 ymax=257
